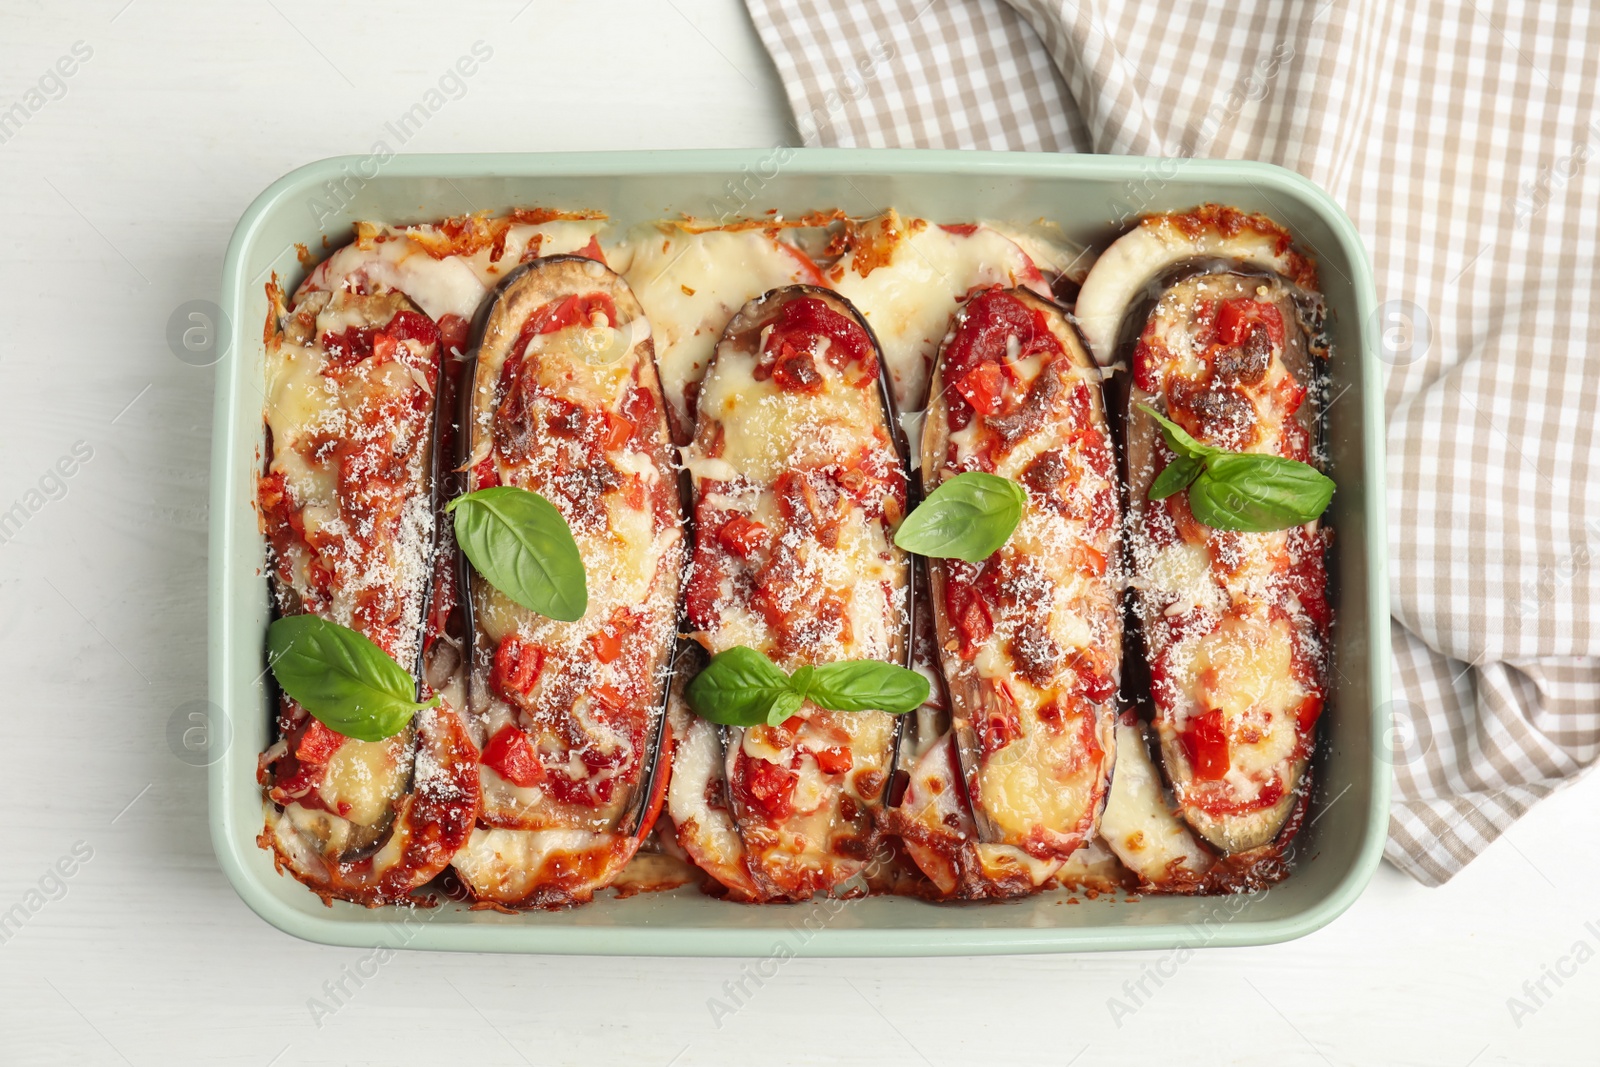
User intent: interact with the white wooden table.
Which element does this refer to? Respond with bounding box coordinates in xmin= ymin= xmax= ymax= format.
xmin=0 ymin=2 xmax=1591 ymax=1063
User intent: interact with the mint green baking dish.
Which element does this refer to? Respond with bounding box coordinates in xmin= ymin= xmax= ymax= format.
xmin=210 ymin=149 xmax=1389 ymax=955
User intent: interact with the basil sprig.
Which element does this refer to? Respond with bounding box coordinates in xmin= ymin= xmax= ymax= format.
xmin=448 ymin=486 xmax=587 ymax=622
xmin=266 ymin=615 xmax=437 ymax=743
xmin=893 ymin=471 xmax=1026 ymax=562
xmin=687 ymin=646 xmax=929 ymax=728
xmin=1140 ymin=404 xmax=1335 ymax=532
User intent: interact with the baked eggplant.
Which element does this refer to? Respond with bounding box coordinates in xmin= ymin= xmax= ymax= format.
xmin=1082 ymin=207 xmax=1331 ymax=856
xmin=668 ymin=285 xmax=910 ymax=902
xmin=257 ymin=284 xmax=480 ymax=905
xmin=448 ymin=256 xmax=685 ymax=907
xmin=880 ymin=557 xmax=1059 ymax=898
xmin=917 ymin=287 xmax=1122 ymax=866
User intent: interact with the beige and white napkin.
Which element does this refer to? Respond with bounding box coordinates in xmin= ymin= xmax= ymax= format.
xmin=744 ymin=0 xmax=1600 ymax=885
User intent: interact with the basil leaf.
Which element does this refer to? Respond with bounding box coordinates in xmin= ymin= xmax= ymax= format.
xmin=894 ymin=471 xmax=1026 ymax=562
xmin=266 ymin=615 xmax=436 ymax=743
xmin=788 ymin=665 xmax=817 ymax=702
xmin=1138 ymin=404 xmax=1217 ymax=461
xmin=686 ymin=646 xmax=797 ymax=727
xmin=686 ymin=647 xmax=929 ymax=726
xmin=1138 ymin=402 xmax=1334 ymax=532
xmin=806 ymin=660 xmax=930 ymax=714
xmin=448 ymin=486 xmax=587 ymax=622
xmin=765 ymin=690 xmax=805 ymax=727
xmin=1187 ymin=452 xmax=1336 ymax=532
xmin=1149 ymin=454 xmax=1203 ymax=500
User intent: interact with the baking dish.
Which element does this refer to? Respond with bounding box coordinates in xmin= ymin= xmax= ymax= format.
xmin=210 ymin=148 xmax=1389 ymax=955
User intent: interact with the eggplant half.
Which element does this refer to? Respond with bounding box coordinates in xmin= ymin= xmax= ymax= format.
xmin=881 ymin=557 xmax=1063 ymax=899
xmin=1083 ymin=207 xmax=1332 ymax=856
xmin=257 ymin=285 xmax=481 ymax=905
xmin=447 ymin=256 xmax=685 ymax=908
xmin=668 ymin=285 xmax=910 ymax=902
xmin=917 ymin=287 xmax=1122 ymax=865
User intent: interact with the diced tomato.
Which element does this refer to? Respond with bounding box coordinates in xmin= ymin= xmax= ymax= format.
xmin=271 ymin=757 xmax=321 ymax=798
xmin=1132 ymin=338 xmax=1164 ymax=395
xmin=591 ymin=685 xmax=628 ymax=714
xmin=523 ymin=292 xmax=618 ymax=338
xmin=735 ymin=756 xmax=797 ymax=821
xmin=491 ymin=634 xmax=544 ymax=699
xmin=813 ymin=746 xmax=853 ymax=775
xmin=1064 ymin=648 xmax=1117 ymax=702
xmin=942 ymin=288 xmax=1062 ymax=382
xmin=295 ymin=719 xmax=344 ymax=764
xmin=590 ymin=627 xmax=625 ymax=664
xmin=953 ymin=361 xmax=1005 ymax=416
xmin=939 ymin=222 xmax=979 ymax=236
xmin=436 ymin=313 xmax=471 ymax=355
xmin=384 ymin=309 xmax=440 ymax=348
xmin=1295 ymin=693 xmax=1324 ymax=736
xmin=944 ymin=575 xmax=995 ymax=659
xmin=619 ymin=385 xmax=658 ymax=448
xmin=602 ymin=410 xmax=634 ymax=452
xmin=1181 ymin=709 xmax=1230 ymax=781
xmin=1255 ymin=776 xmax=1285 ymax=808
xmin=573 ymin=236 xmax=608 ymax=266
xmin=762 ymin=296 xmax=873 ymax=374
xmin=770 ymin=342 xmax=824 ymax=393
xmin=482 ymin=723 xmax=545 ymax=788
xmin=1213 ymin=299 xmax=1284 ymax=348
xmin=976 ymin=695 xmax=1021 ymax=757
xmin=716 ymin=515 xmax=770 ymax=559
xmin=472 ymin=455 xmax=500 ymax=490
xmin=684 ymin=552 xmax=726 ymax=630
xmin=321 ymin=325 xmax=375 ymax=369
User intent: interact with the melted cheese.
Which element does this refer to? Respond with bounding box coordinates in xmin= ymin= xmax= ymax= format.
xmin=318 ymin=734 xmax=412 ymax=827
xmin=831 ymin=212 xmax=1049 ymax=412
xmin=1099 ymin=720 xmax=1212 ymax=885
xmin=617 ymin=226 xmax=820 ymax=435
xmin=298 ymin=220 xmax=603 ymax=323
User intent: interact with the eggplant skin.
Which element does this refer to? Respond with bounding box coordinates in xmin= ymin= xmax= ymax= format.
xmin=677 ymin=283 xmax=909 ymax=903
xmin=919 ymin=287 xmax=1120 ymax=863
xmin=257 ymin=286 xmax=482 ymax=906
xmin=453 ymin=254 xmax=684 ymax=907
xmin=1117 ymin=267 xmax=1331 ymax=857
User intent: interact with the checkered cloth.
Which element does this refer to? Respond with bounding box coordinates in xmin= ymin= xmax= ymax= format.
xmin=744 ymin=0 xmax=1600 ymax=885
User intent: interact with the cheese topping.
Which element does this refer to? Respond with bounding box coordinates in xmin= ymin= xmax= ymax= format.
xmin=675 ymin=290 xmax=907 ymax=900
xmin=829 ymin=211 xmax=1051 ymax=412
xmin=616 ymin=225 xmax=823 ymax=440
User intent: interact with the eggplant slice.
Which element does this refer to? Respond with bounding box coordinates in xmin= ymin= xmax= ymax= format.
xmin=257 ymin=285 xmax=481 ymax=906
xmin=914 ymin=287 xmax=1122 ymax=871
xmin=1073 ymin=204 xmax=1319 ymax=366
xmin=447 ymin=255 xmax=685 ymax=908
xmin=1089 ymin=207 xmax=1332 ymax=857
xmin=668 ymin=285 xmax=911 ymax=902
xmin=882 ymin=557 xmax=1063 ymax=899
